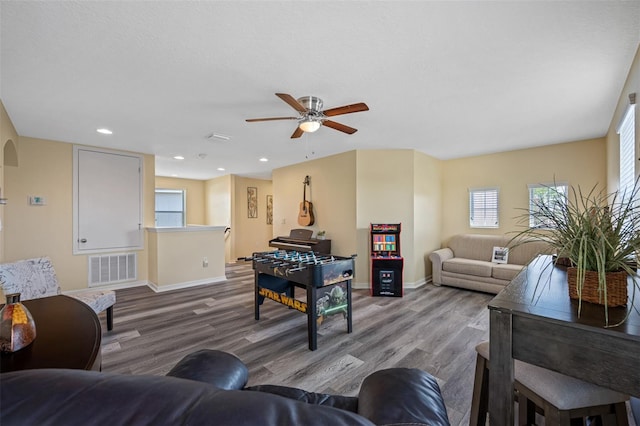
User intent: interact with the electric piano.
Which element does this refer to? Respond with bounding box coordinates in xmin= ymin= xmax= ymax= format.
xmin=269 ymin=229 xmax=331 ymax=253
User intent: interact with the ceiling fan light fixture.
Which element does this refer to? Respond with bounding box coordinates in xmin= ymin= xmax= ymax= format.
xmin=299 ymin=119 xmax=321 ymax=133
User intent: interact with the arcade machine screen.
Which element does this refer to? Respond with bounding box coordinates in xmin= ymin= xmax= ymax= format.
xmin=372 ymin=234 xmax=397 ymax=256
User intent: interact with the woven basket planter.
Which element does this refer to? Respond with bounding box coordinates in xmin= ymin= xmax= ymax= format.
xmin=567 ymin=267 xmax=628 ymax=307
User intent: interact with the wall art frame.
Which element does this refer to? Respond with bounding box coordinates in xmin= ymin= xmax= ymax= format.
xmin=266 ymin=195 xmax=273 ymax=224
xmin=247 ymin=187 xmax=258 ymax=218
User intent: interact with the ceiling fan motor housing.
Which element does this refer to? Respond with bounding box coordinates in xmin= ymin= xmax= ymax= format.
xmin=297 ymin=96 xmax=323 ymax=113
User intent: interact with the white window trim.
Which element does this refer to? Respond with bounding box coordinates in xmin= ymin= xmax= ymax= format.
xmin=469 ymin=186 xmax=499 ymax=228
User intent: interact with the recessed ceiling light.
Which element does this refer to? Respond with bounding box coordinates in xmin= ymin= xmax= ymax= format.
xmin=217 ymin=167 xmax=225 ymax=171
xmin=173 ymin=155 xmax=185 ymax=160
xmin=259 ymin=157 xmax=268 ymax=162
xmin=171 ymin=174 xmax=178 ymax=177
xmin=96 ymin=128 xmax=112 ymax=135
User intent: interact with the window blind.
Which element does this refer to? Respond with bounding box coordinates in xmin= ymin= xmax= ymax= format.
xmin=155 ymin=189 xmax=186 ymax=227
xmin=469 ymin=188 xmax=499 ymax=228
xmin=618 ymin=104 xmax=636 ymax=202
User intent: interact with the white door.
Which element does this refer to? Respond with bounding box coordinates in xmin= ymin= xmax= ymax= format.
xmin=74 ymin=147 xmax=143 ymax=254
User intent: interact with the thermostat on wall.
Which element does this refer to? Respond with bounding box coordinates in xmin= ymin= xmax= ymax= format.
xmin=29 ymin=196 xmax=46 ymax=206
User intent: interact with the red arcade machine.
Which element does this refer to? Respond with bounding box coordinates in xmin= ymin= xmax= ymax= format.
xmin=370 ymin=223 xmax=403 ymax=297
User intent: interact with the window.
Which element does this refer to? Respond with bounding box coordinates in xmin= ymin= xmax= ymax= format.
xmin=528 ymin=183 xmax=568 ymax=229
xmin=155 ymin=189 xmax=185 ymax=227
xmin=618 ymin=102 xmax=636 ymax=203
xmin=469 ymin=187 xmax=499 ymax=228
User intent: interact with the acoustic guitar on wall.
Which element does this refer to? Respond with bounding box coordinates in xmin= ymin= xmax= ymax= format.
xmin=298 ymin=175 xmax=315 ymax=226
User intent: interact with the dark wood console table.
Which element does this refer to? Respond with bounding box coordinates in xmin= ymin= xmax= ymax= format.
xmin=488 ymin=255 xmax=640 ymax=425
xmin=1 ymin=295 xmax=102 ymax=373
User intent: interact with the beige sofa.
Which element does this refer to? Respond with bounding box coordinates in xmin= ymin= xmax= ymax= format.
xmin=429 ymin=234 xmax=552 ymax=294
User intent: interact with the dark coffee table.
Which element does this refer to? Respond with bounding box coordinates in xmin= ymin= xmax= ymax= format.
xmin=1 ymin=295 xmax=102 ymax=372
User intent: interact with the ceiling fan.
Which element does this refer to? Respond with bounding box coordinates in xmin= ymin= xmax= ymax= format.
xmin=246 ymin=93 xmax=369 ymax=138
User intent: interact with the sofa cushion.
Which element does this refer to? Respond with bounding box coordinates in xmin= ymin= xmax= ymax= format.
xmin=448 ymin=234 xmax=508 ymax=262
xmin=442 ymin=258 xmax=492 ymax=278
xmin=506 ymin=240 xmax=554 ymax=265
xmin=440 ymin=273 xmax=509 ymax=294
xmin=167 ymin=349 xmax=248 ymax=390
xmin=445 ymin=234 xmax=552 ymax=265
xmin=358 ymin=368 xmax=450 ymax=426
xmin=492 ymin=264 xmax=525 ymax=281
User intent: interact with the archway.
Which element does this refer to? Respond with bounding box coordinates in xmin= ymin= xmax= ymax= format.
xmin=3 ymin=139 xmax=18 ymax=167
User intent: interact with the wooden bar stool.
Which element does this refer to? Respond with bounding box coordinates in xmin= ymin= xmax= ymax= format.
xmin=470 ymin=341 xmax=629 ymax=426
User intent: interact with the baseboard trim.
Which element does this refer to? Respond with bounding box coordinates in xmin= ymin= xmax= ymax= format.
xmin=353 ymin=276 xmax=432 ymax=291
xmin=65 ymin=280 xmax=148 ymax=294
xmin=147 ymin=276 xmax=227 ymax=293
xmin=405 ymin=277 xmax=427 ymax=289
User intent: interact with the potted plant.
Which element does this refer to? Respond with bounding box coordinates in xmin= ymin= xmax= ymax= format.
xmin=510 ymin=178 xmax=640 ymax=326
xmin=316 ymin=230 xmax=326 ymax=240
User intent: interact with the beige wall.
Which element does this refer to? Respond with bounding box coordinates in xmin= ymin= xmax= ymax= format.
xmin=356 ymin=150 xmax=415 ymax=285
xmin=355 ymin=150 xmax=442 ymax=286
xmin=440 ymin=137 xmax=607 ymax=243
xmin=205 ymin=174 xmax=232 ymax=262
xmin=147 ymin=227 xmax=226 ymax=289
xmin=205 ymin=175 xmax=232 ymax=226
xmin=413 ymin=151 xmax=442 ymax=281
xmin=272 ymin=150 xmax=441 ymax=288
xmin=155 ymin=174 xmax=273 ymax=263
xmin=274 ymin=142 xmax=606 ymax=286
xmin=148 ymin=227 xmax=159 ymax=285
xmin=1 ymin=100 xmax=19 ymax=263
xmin=273 ymin=150 xmax=358 ymax=259
xmin=4 ymin=136 xmax=155 ymax=291
xmin=606 ymin=43 xmax=640 ymax=192
xmin=155 ymin=176 xmax=206 ymax=225
xmin=232 ymin=176 xmax=273 ymax=259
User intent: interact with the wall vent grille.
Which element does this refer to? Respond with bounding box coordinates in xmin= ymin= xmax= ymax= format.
xmin=89 ymin=253 xmax=137 ymax=286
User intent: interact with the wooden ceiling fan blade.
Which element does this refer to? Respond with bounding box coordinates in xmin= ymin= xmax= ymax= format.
xmin=291 ymin=127 xmax=304 ymax=138
xmin=246 ymin=117 xmax=298 ymax=122
xmin=323 ymin=102 xmax=369 ymax=117
xmin=323 ymin=120 xmax=358 ymax=134
xmin=276 ymin=93 xmax=307 ymax=113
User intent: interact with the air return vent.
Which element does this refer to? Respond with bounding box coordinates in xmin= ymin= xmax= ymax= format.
xmin=89 ymin=253 xmax=137 ymax=287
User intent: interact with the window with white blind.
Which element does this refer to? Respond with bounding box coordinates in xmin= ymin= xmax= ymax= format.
xmin=469 ymin=187 xmax=499 ymax=228
xmin=528 ymin=183 xmax=568 ymax=229
xmin=617 ymin=102 xmax=636 ymax=202
xmin=155 ymin=189 xmax=186 ymax=227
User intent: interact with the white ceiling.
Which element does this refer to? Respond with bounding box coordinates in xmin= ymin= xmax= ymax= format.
xmin=2 ymin=1 xmax=639 ymax=180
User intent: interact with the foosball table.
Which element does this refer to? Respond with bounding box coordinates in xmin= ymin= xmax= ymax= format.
xmin=250 ymin=250 xmax=356 ymax=351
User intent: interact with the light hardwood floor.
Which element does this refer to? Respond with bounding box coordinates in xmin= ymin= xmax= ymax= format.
xmin=100 ymin=261 xmax=490 ymax=424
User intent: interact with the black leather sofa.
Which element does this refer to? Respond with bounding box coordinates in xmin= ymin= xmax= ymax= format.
xmin=0 ymin=349 xmax=450 ymax=426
